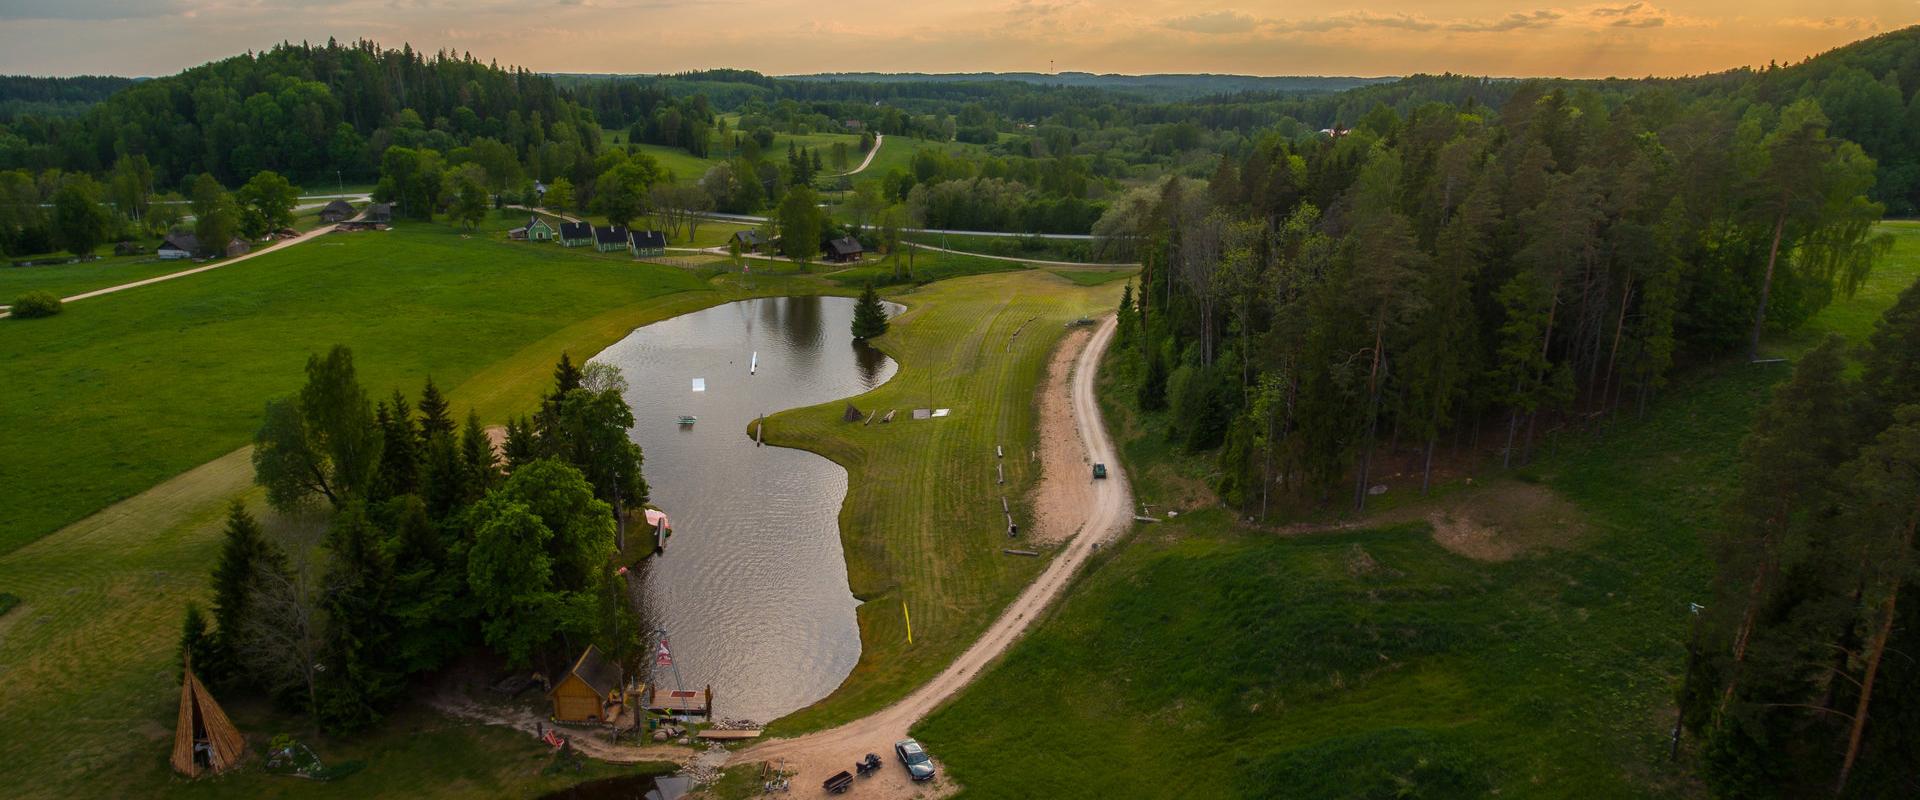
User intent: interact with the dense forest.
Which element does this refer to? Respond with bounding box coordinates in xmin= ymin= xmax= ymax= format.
xmin=1097 ymin=60 xmax=1914 ymax=799
xmin=182 ymin=349 xmax=649 ymax=733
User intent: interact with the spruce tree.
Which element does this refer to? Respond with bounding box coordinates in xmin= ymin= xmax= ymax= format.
xmin=552 ymin=353 xmax=584 ymax=398
xmin=851 ymin=283 xmax=889 ymax=339
xmin=462 ymin=411 xmax=501 ymax=495
xmin=208 ymin=501 xmax=287 ymax=683
xmin=417 ymin=378 xmax=454 ymax=440
xmin=178 ymin=603 xmax=216 ymax=680
xmin=315 ymin=504 xmax=400 ymax=734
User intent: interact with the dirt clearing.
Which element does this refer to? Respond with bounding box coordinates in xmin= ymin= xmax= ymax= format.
xmin=1026 ymin=327 xmax=1092 ymax=544
xmin=1422 ymin=480 xmax=1587 ymax=561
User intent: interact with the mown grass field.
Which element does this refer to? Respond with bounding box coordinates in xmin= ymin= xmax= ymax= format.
xmin=1 ymin=253 xmax=187 ymax=300
xmin=908 ymin=223 xmax=1920 ymax=797
xmin=604 ymin=120 xmax=867 ymax=182
xmin=0 ymin=209 xmax=852 ymax=798
xmin=759 ymin=270 xmax=1125 ymax=735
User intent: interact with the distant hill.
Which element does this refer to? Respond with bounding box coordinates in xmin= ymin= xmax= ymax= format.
xmin=785 ymin=71 xmax=1396 ymax=99
xmin=0 ymin=74 xmax=136 ymax=121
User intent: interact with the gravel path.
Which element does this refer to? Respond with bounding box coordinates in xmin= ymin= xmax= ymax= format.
xmin=731 ymin=314 xmax=1131 ymax=797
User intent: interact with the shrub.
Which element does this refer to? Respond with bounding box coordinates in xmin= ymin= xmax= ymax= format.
xmin=10 ymin=291 xmax=62 ymax=318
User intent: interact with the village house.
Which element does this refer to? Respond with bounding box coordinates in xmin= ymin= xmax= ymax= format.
xmin=593 ymin=225 xmax=629 ymax=253
xmin=629 ymin=229 xmax=666 ymax=258
xmin=825 ymin=236 xmax=864 ymax=263
xmin=558 ymin=221 xmax=593 ymax=247
xmin=730 ymin=229 xmax=766 ymax=253
xmin=158 ymin=232 xmax=250 ymax=260
xmin=508 ymin=216 xmax=556 ymax=241
xmin=363 ymin=202 xmax=393 ymax=224
xmin=547 ymin=645 xmax=627 ymax=723
xmin=317 ymin=199 xmax=357 ymax=223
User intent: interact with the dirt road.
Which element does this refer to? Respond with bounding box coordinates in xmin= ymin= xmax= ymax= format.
xmin=833 ymin=133 xmax=884 ymax=177
xmin=733 ymin=314 xmax=1131 ymax=796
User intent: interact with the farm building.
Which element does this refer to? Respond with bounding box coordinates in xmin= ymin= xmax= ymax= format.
xmin=730 ymin=229 xmax=766 ymax=253
xmin=363 ymin=203 xmax=393 ymax=224
xmin=548 ymin=645 xmax=627 ymax=723
xmin=629 ymin=230 xmax=666 ymax=257
xmin=113 ymin=241 xmax=145 ymax=256
xmin=558 ymin=221 xmax=593 ymax=247
xmin=593 ymin=225 xmax=629 ymax=253
xmin=825 ymin=236 xmax=864 ymax=263
xmin=318 ymin=199 xmax=357 ymax=223
xmin=158 ymin=233 xmax=249 ymax=260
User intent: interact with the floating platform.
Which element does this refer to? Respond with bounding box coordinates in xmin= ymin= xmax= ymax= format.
xmin=677 ymin=415 xmax=697 ymax=425
xmin=644 ymin=684 xmax=712 ymax=718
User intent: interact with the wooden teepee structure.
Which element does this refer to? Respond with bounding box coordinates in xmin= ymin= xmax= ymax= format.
xmin=171 ymin=659 xmax=246 ymax=777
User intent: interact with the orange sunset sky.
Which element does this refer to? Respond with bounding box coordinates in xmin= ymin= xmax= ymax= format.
xmin=1 ymin=1 xmax=1913 ymax=79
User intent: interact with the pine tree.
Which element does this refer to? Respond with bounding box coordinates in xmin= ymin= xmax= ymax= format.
xmin=851 ymin=282 xmax=889 ymax=339
xmin=462 ymin=411 xmax=501 ymax=495
xmin=373 ymin=391 xmax=420 ymax=501
xmin=1116 ymin=281 xmax=1137 ymax=347
xmin=178 ymin=603 xmax=217 ymax=680
xmin=417 ymin=378 xmax=454 ymax=439
xmin=315 ymin=504 xmax=401 ymax=734
xmin=208 ymin=501 xmax=287 ymax=684
xmin=383 ymin=496 xmax=467 ymax=675
xmin=551 ymin=353 xmax=584 ymax=398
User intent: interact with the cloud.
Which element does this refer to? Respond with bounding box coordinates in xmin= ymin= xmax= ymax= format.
xmin=1449 ymin=10 xmax=1563 ymax=32
xmin=0 ymin=0 xmax=185 ymax=20
xmin=1165 ymin=10 xmax=1259 ymax=35
xmin=1776 ymin=17 xmax=1881 ymax=31
xmin=1590 ymin=2 xmax=1645 ymax=16
xmin=1611 ymin=16 xmax=1665 ymax=27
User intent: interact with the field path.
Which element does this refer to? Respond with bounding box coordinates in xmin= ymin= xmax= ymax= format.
xmin=732 ymin=314 xmax=1131 ymax=796
xmin=832 ymin=133 xmax=884 ymax=177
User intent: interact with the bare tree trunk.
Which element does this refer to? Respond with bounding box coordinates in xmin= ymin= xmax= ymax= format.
xmin=1354 ymin=320 xmax=1385 ymax=512
xmin=1747 ymin=212 xmax=1788 ymax=362
xmin=1834 ymin=505 xmax=1917 ymax=795
xmin=1603 ymin=275 xmax=1634 ymax=415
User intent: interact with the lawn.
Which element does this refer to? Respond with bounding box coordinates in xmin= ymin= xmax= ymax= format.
xmin=0 ymin=254 xmax=188 ymax=300
xmin=759 ymin=270 xmax=1125 ymax=735
xmin=0 ymin=208 xmax=829 ymax=555
xmin=0 ymin=208 xmax=850 ymax=798
xmin=909 ymin=223 xmax=1920 ymax=797
xmin=823 ymin=247 xmax=1026 ymax=287
xmin=603 ymin=121 xmax=867 ymax=183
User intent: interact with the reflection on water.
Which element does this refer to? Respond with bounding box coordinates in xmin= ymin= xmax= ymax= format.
xmin=591 ymin=296 xmax=898 ymax=722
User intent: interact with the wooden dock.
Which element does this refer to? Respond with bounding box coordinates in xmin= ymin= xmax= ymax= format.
xmin=696 ymin=729 xmax=762 ymax=740
xmin=645 ymin=683 xmax=713 ymax=718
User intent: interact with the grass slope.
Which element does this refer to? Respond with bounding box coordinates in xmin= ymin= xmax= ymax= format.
xmin=760 ymin=271 xmax=1123 ymax=735
xmin=911 ymin=223 xmax=1920 ymax=798
xmin=0 ymin=216 xmax=844 ymax=798
xmin=0 ymin=208 xmax=854 ymax=554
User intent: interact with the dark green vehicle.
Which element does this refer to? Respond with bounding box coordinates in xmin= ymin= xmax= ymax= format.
xmin=1092 ymin=463 xmax=1108 ymax=479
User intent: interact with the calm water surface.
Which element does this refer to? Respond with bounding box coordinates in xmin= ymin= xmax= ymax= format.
xmin=592 ymin=296 xmax=897 ymax=722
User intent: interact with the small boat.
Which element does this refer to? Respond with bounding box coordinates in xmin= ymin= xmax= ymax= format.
xmin=750 ymin=351 xmax=758 ymax=375
xmin=677 ymin=415 xmax=698 ymax=425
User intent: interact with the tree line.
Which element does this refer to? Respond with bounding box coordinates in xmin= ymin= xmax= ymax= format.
xmin=178 ymin=348 xmax=648 ymax=734
xmin=1105 ymin=84 xmax=1889 ymax=519
xmin=1679 ymin=283 xmax=1920 ymax=797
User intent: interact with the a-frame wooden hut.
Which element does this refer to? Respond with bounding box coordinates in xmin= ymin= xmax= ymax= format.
xmin=171 ymin=661 xmax=247 ymax=777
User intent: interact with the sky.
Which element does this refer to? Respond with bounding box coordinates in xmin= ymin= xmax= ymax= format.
xmin=0 ymin=1 xmax=1912 ymax=79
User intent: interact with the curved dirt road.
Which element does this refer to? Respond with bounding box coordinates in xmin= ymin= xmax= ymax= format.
xmin=832 ymin=132 xmax=884 ymax=177
xmin=736 ymin=314 xmax=1132 ymax=796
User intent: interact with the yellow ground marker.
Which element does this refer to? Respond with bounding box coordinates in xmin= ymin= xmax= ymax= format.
xmin=903 ymin=601 xmax=913 ymax=645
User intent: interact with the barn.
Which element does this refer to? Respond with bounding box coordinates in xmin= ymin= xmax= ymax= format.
xmin=548 ymin=645 xmax=626 ymax=723
xmin=629 ymin=229 xmax=666 ymax=257
xmin=825 ymin=236 xmax=864 ymax=263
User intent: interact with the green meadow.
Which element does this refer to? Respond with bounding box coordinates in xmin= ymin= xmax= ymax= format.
xmin=909 ymin=222 xmax=1920 ymax=797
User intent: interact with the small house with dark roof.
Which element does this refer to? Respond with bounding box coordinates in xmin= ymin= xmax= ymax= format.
xmin=363 ymin=203 xmax=392 ymax=224
xmin=158 ymin=232 xmax=198 ymax=260
xmin=593 ymin=225 xmax=629 ymax=253
xmin=730 ymin=229 xmax=766 ymax=253
xmin=318 ymin=199 xmax=357 ymax=223
xmin=629 ymin=230 xmax=666 ymax=258
xmin=547 ymin=645 xmax=626 ymax=723
xmin=558 ymin=221 xmax=593 ymax=247
xmin=825 ymin=236 xmax=864 ymax=263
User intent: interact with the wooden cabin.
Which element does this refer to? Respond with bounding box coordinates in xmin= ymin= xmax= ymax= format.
xmin=593 ymin=225 xmax=629 ymax=253
xmin=730 ymin=229 xmax=766 ymax=253
xmin=825 ymin=236 xmax=864 ymax=263
xmin=318 ymin=199 xmax=357 ymax=223
xmin=526 ymin=217 xmax=556 ymax=241
xmin=548 ymin=645 xmax=626 ymax=723
xmin=629 ymin=229 xmax=666 ymax=258
xmin=558 ymin=221 xmax=593 ymax=247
